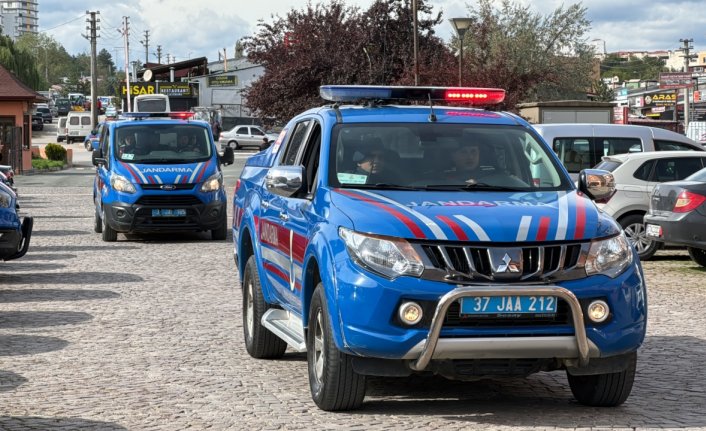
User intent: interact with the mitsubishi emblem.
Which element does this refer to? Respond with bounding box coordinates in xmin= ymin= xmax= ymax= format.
xmin=496 ymin=253 xmax=520 ymax=273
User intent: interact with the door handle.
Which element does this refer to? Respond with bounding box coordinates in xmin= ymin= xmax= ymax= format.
xmin=279 ymin=212 xmax=289 ymax=221
xmin=261 ymin=201 xmax=270 ymax=209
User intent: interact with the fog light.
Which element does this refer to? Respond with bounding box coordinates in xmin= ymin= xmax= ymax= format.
xmin=587 ymin=300 xmax=610 ymax=323
xmin=398 ymin=302 xmax=423 ymax=325
xmin=116 ymin=209 xmax=127 ymax=218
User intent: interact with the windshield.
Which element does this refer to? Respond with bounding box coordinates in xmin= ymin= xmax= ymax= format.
xmin=114 ymin=124 xmax=212 ymax=164
xmin=328 ymin=123 xmax=570 ymax=191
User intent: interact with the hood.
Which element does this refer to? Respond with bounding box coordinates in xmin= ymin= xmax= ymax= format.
xmin=117 ymin=160 xmax=216 ymax=185
xmin=331 ymin=189 xmax=617 ymax=243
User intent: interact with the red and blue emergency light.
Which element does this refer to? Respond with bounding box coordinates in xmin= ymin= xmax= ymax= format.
xmin=319 ymin=85 xmax=506 ymax=105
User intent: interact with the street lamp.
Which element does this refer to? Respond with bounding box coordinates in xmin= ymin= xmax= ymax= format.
xmin=450 ymin=17 xmax=473 ymax=86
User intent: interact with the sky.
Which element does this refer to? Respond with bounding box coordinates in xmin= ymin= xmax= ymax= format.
xmin=36 ymin=0 xmax=706 ymax=71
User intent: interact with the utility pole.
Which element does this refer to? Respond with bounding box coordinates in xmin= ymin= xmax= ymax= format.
xmin=119 ymin=16 xmax=131 ymax=112
xmin=154 ymin=45 xmax=162 ymax=64
xmin=140 ymin=30 xmax=150 ymax=64
xmin=84 ymin=10 xmax=100 ymax=129
xmin=678 ymin=38 xmax=697 ymax=129
xmin=412 ymin=0 xmax=419 ymax=86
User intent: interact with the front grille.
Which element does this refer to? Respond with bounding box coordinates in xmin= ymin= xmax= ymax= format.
xmin=419 ymin=243 xmax=585 ymax=282
xmin=136 ymin=195 xmax=203 ymax=206
xmin=140 ymin=184 xmax=195 ymax=191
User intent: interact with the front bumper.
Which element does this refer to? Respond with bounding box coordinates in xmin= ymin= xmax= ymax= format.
xmin=104 ymin=200 xmax=226 ymax=233
xmin=0 ymin=216 xmax=33 ymax=261
xmin=334 ymin=258 xmax=647 ymax=370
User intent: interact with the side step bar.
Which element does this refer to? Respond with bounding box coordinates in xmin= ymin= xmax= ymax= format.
xmin=261 ymin=309 xmax=307 ymax=352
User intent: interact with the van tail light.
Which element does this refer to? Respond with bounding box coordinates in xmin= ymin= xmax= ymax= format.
xmin=673 ymin=190 xmax=706 ymax=213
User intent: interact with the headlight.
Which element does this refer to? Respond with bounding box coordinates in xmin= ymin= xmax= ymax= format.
xmin=585 ymin=232 xmax=633 ymax=278
xmin=200 ymin=172 xmax=223 ymax=192
xmin=0 ymin=191 xmax=11 ymax=208
xmin=339 ymin=227 xmax=424 ymax=279
xmin=110 ymin=173 xmax=136 ymax=193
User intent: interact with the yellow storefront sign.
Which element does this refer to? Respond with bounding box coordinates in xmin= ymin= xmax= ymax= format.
xmin=121 ymin=83 xmax=157 ymax=96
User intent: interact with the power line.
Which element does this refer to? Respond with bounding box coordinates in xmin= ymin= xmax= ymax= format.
xmin=39 ymin=14 xmax=85 ymax=33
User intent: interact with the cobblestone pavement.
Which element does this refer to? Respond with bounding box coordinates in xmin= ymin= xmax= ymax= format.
xmin=1 ymin=186 xmax=706 ymax=430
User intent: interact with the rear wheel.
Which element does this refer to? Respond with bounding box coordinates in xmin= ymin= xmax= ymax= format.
xmin=619 ymin=214 xmax=658 ymax=260
xmin=229 ymin=140 xmax=239 ymax=150
xmin=101 ymin=209 xmax=117 ymax=242
xmin=242 ymin=256 xmax=287 ymax=359
xmin=687 ymin=247 xmax=706 ymax=267
xmin=307 ymin=284 xmax=366 ymax=411
xmin=567 ymin=352 xmax=637 ymax=407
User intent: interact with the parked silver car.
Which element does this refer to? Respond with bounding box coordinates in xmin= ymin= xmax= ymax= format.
xmin=218 ymin=125 xmax=278 ymax=150
xmin=594 ymin=151 xmax=706 ymax=259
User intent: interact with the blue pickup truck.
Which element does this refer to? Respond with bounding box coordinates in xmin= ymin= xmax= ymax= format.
xmin=0 ymin=181 xmax=32 ymax=261
xmin=232 ymin=86 xmax=647 ymax=411
xmin=91 ymin=113 xmax=234 ymax=241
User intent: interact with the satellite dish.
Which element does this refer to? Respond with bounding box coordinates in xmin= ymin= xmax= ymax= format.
xmin=143 ymin=69 xmax=153 ymax=82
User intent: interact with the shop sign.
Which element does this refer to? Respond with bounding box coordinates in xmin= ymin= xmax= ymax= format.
xmin=158 ymin=83 xmax=192 ymax=97
xmin=208 ymin=75 xmax=238 ymax=87
xmin=121 ymin=83 xmax=157 ymax=96
xmin=644 ymin=92 xmax=676 ymax=106
xmin=659 ymin=72 xmax=693 ymax=89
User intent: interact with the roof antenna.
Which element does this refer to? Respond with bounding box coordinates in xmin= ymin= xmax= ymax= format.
xmin=427 ymin=93 xmax=437 ymax=122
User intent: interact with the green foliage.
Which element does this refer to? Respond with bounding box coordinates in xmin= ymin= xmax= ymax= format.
xmin=44 ymin=143 xmax=67 ymax=161
xmin=600 ymin=53 xmax=667 ymax=81
xmin=32 ymin=158 xmax=65 ymax=170
xmin=592 ymin=79 xmax=615 ymax=102
xmin=0 ymin=34 xmax=44 ymax=89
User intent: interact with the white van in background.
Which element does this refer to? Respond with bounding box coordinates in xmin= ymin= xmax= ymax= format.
xmin=133 ymin=94 xmax=170 ymax=113
xmin=56 ymin=117 xmax=68 ymax=143
xmin=65 ymin=112 xmax=93 ymax=144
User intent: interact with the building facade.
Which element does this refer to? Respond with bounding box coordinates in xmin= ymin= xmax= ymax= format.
xmin=0 ymin=0 xmax=39 ymax=40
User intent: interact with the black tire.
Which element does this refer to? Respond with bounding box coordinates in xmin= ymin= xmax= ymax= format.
xmin=229 ymin=140 xmax=239 ymax=150
xmin=307 ymin=284 xmax=366 ymax=411
xmin=567 ymin=352 xmax=637 ymax=407
xmin=242 ymin=256 xmax=287 ymax=359
xmin=211 ymin=217 xmax=228 ymax=240
xmin=687 ymin=247 xmax=706 ymax=267
xmin=619 ymin=214 xmax=658 ymax=260
xmin=101 ymin=209 xmax=118 ymax=242
xmin=93 ymin=207 xmax=102 ymax=233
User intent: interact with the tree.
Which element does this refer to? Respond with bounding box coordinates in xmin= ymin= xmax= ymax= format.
xmin=600 ymin=53 xmax=666 ymax=82
xmin=592 ymin=79 xmax=615 ymax=102
xmin=0 ymin=34 xmax=44 ymax=89
xmin=458 ymin=0 xmax=595 ymax=110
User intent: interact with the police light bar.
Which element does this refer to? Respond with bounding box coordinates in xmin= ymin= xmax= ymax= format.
xmin=319 ymin=85 xmax=505 ymax=105
xmin=122 ymin=112 xmax=195 ymax=120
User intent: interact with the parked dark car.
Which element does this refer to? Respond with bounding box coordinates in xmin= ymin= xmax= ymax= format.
xmin=31 ymin=113 xmax=44 ymax=131
xmin=36 ymin=106 xmax=53 ymax=123
xmin=645 ymin=167 xmax=706 ymax=266
xmin=0 ymin=181 xmax=32 ymax=261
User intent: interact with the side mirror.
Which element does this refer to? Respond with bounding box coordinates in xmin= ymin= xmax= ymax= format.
xmin=266 ymin=166 xmax=305 ymax=198
xmin=220 ymin=146 xmax=235 ymax=166
xmin=92 ymin=149 xmax=106 ymax=166
xmin=578 ymin=169 xmax=615 ymax=202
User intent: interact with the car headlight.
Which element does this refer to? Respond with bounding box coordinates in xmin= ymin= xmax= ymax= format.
xmin=339 ymin=227 xmax=424 ymax=279
xmin=110 ymin=173 xmax=136 ymax=193
xmin=585 ymin=232 xmax=633 ymax=278
xmin=0 ymin=191 xmax=11 ymax=208
xmin=200 ymin=172 xmax=223 ymax=192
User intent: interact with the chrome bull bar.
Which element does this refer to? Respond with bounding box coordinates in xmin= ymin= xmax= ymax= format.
xmin=408 ymin=285 xmax=591 ymax=372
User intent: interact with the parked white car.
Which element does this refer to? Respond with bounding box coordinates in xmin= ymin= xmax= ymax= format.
xmin=594 ymin=151 xmax=706 ymax=259
xmin=218 ymin=125 xmax=278 ymax=151
xmin=534 ymin=123 xmax=704 ymax=179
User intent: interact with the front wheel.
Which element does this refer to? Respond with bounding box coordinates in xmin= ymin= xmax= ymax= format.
xmin=101 ymin=209 xmax=118 ymax=242
xmin=307 ymin=284 xmax=366 ymax=411
xmin=620 ymin=214 xmax=658 ymax=260
xmin=687 ymin=247 xmax=706 ymax=267
xmin=211 ymin=217 xmax=228 ymax=240
xmin=567 ymin=352 xmax=637 ymax=407
xmin=93 ymin=207 xmax=102 ymax=233
xmin=228 ymin=140 xmax=239 ymax=150
xmin=242 ymin=256 xmax=287 ymax=359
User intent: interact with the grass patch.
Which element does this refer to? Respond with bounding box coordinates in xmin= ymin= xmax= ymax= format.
xmin=32 ymin=159 xmax=65 ymax=170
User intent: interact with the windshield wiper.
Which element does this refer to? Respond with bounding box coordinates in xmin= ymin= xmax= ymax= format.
xmin=137 ymin=158 xmax=195 ymax=164
xmin=342 ymin=183 xmax=423 ymax=191
xmin=423 ymin=182 xmax=522 ymax=192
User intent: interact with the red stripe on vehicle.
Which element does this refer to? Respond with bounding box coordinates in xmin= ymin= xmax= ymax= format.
xmin=536 ymin=216 xmax=550 ymax=241
xmin=195 ymin=159 xmax=211 ymax=183
xmin=147 ymin=176 xmax=155 ymax=184
xmin=336 ymin=189 xmax=425 ymax=238
xmin=574 ymin=196 xmax=586 ymax=239
xmin=263 ymin=262 xmax=289 ymax=284
xmin=436 ymin=215 xmax=469 ymax=241
xmin=294 ymin=281 xmax=302 ymax=291
xmin=120 ymin=161 xmax=141 ymax=183
xmin=291 ymin=232 xmax=307 ymax=263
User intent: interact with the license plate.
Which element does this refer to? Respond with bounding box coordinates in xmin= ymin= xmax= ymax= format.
xmin=70 ymin=131 xmax=78 ymax=135
xmin=460 ymin=296 xmax=557 ymax=315
xmin=151 ymin=209 xmax=186 ymax=217
xmin=645 ymin=223 xmax=662 ymax=238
